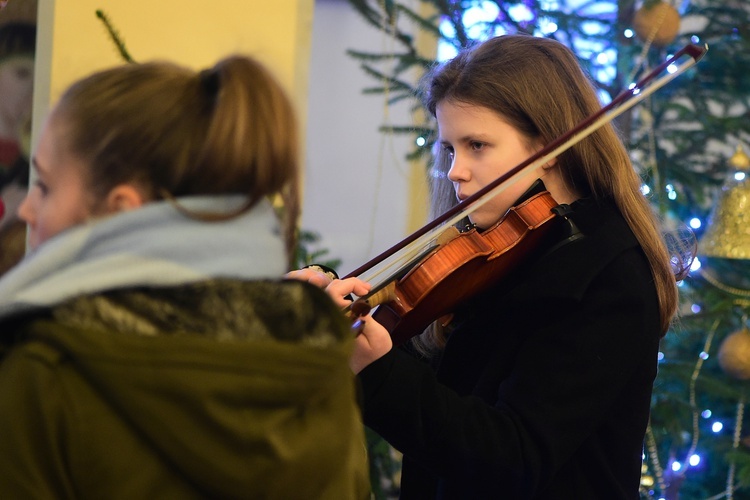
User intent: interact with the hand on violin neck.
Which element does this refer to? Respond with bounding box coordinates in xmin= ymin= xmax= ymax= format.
xmin=322 ymin=277 xmax=371 ymax=308
xmin=284 ymin=266 xmax=335 ymax=288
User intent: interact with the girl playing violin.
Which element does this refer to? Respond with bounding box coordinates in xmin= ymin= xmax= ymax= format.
xmin=302 ymin=34 xmax=689 ymax=498
xmin=0 ymin=55 xmax=369 ymax=498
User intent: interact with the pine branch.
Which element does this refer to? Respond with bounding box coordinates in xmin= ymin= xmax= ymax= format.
xmin=95 ymin=10 xmax=135 ymax=63
xmin=379 ymin=124 xmax=433 ymax=135
xmin=394 ymin=3 xmax=443 ymax=39
xmin=345 ymin=0 xmax=389 ymax=32
xmin=359 ymin=64 xmax=415 ymax=93
xmin=345 ymin=0 xmax=420 ymax=50
xmin=347 ymin=48 xmax=434 ymax=69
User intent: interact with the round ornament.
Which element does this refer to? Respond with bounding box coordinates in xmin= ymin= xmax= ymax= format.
xmin=718 ymin=327 xmax=750 ymax=380
xmin=633 ymin=1 xmax=681 ymax=46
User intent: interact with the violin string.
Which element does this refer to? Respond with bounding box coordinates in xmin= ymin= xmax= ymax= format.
xmin=358 ymin=236 xmax=438 ymax=285
xmin=345 ymin=243 xmax=440 ymax=311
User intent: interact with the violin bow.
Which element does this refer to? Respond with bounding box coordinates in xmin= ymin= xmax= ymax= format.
xmin=345 ymin=43 xmax=708 ymax=289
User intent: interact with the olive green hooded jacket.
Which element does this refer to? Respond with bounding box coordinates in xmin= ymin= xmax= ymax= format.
xmin=0 ymin=280 xmax=369 ymax=499
xmin=0 ymin=198 xmax=369 ymax=499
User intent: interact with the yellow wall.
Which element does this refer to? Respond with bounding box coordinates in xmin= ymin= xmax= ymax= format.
xmin=33 ymin=0 xmax=313 ymax=145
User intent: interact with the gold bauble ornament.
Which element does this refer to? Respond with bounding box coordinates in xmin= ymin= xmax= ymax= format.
xmin=699 ymin=145 xmax=750 ymax=259
xmin=718 ymin=327 xmax=750 ymax=380
xmin=633 ymin=1 xmax=681 ymax=46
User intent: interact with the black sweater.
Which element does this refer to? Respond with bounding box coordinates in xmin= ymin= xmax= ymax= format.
xmin=359 ymin=198 xmax=661 ymax=499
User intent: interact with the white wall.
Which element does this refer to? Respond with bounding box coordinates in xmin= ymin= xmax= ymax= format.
xmin=303 ymin=0 xmax=426 ymax=276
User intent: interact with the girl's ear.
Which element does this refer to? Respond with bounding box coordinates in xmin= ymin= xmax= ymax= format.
xmin=532 ymin=140 xmax=557 ymax=170
xmin=105 ymin=184 xmax=145 ymax=213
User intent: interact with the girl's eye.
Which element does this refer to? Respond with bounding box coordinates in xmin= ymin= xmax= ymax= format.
xmin=442 ymin=145 xmax=455 ymax=160
xmin=470 ymin=141 xmax=485 ymax=152
xmin=33 ymin=179 xmax=48 ymax=196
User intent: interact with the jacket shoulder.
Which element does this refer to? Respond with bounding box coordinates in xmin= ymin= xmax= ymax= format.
xmin=512 ymin=199 xmax=651 ymax=303
xmin=48 ymin=278 xmax=350 ymax=345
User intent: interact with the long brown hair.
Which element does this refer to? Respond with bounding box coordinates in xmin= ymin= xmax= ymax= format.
xmin=420 ymin=34 xmax=682 ymax=344
xmin=51 ymin=55 xmax=300 ymax=265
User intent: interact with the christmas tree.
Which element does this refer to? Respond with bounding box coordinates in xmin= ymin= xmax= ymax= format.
xmin=343 ymin=1 xmax=750 ymax=498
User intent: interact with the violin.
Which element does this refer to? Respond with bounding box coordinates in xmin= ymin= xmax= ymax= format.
xmin=372 ymin=185 xmax=581 ymax=345
xmin=343 ymin=43 xmax=707 ymax=344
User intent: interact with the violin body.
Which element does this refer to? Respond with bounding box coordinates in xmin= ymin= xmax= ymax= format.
xmin=372 ymin=190 xmax=564 ymax=346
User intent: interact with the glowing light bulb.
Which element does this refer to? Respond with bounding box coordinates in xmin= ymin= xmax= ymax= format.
xmin=542 ymin=21 xmax=558 ymax=34
xmin=690 ymin=257 xmax=702 ymax=272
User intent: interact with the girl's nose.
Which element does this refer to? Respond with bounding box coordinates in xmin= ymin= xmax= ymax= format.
xmin=17 ymin=193 xmax=34 ymax=225
xmin=447 ymin=156 xmax=469 ymax=183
